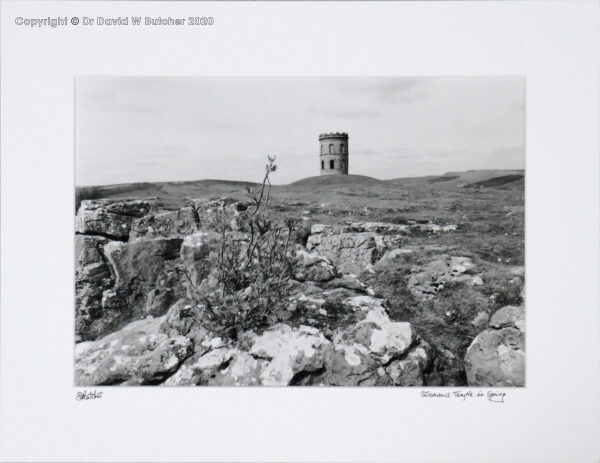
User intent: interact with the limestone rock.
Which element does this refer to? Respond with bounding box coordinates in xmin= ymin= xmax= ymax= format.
xmin=464 ymin=306 xmax=525 ymax=387
xmin=306 ymin=222 xmax=409 ymax=275
xmin=471 ymin=310 xmax=490 ymax=330
xmin=159 ymin=298 xmax=197 ymax=336
xmin=75 ymin=317 xmax=193 ymax=386
xmin=75 ymin=294 xmax=431 ymax=387
xmin=292 ymin=249 xmax=337 ymax=282
xmin=75 ymin=235 xmax=114 ymax=341
xmin=144 ymin=261 xmax=187 ymax=317
xmin=88 ymin=237 xmax=183 ymax=337
xmin=489 ymin=305 xmax=525 ymax=332
xmin=76 ymin=199 xmax=151 ymax=239
xmin=192 ymin=197 xmax=250 ymax=230
xmin=165 ymin=324 xmax=332 ymax=387
xmin=249 ymin=324 xmax=330 ymax=386
xmin=344 ymin=222 xmax=409 ymax=234
xmin=163 ymin=346 xmax=240 ymax=386
xmin=307 ymin=231 xmax=384 ymax=275
xmin=331 ymin=296 xmax=416 ymax=361
xmin=104 ymin=238 xmax=181 ymax=287
xmin=215 ymin=352 xmax=271 ymax=386
xmin=385 ymin=340 xmax=431 ymax=386
xmin=130 ymin=206 xmax=199 ymax=241
xmin=318 ymin=343 xmax=392 ymax=386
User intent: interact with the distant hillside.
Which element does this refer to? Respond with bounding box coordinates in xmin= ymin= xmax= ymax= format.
xmin=387 ymin=169 xmax=524 ymax=188
xmin=465 ymin=174 xmax=524 ymax=188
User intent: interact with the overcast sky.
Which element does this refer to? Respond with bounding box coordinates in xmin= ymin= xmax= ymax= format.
xmin=76 ymin=76 xmax=524 ymax=186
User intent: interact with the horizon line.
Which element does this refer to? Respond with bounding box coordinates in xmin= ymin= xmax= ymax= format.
xmin=75 ymin=167 xmax=525 ymax=189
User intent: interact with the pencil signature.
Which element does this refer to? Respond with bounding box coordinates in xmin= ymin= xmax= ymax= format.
xmin=76 ymin=390 xmax=103 ymax=401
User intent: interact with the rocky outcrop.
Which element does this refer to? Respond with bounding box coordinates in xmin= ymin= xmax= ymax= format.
xmin=77 ymin=292 xmax=431 ymax=387
xmin=75 ymin=199 xmax=252 ymax=341
xmin=305 ymin=222 xmax=456 ymax=276
xmin=76 ymin=200 xmax=151 ymax=240
xmin=192 ymin=197 xmax=250 ymax=230
xmin=75 ymin=198 xmax=522 ymax=387
xmin=75 ymin=200 xmax=193 ymax=341
xmin=129 ymin=207 xmax=199 ymax=241
xmin=464 ymin=305 xmax=525 ymax=387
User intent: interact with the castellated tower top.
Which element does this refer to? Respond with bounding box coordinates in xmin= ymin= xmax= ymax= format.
xmin=319 ymin=132 xmax=349 ymax=140
xmin=319 ymin=132 xmax=349 ymax=176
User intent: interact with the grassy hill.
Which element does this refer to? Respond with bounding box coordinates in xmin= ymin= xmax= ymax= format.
xmin=76 ymin=169 xmax=524 ymax=212
xmin=288 ymin=174 xmax=386 ymax=188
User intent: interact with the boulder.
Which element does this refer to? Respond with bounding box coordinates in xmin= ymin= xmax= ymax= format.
xmin=75 ymin=317 xmax=193 ymax=386
xmin=464 ymin=306 xmax=525 ymax=387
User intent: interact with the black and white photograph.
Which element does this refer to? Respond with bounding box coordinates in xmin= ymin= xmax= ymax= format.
xmin=2 ymin=1 xmax=599 ymax=461
xmin=75 ymin=76 xmax=525 ymax=387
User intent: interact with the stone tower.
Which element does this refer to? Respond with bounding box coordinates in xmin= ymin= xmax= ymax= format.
xmin=319 ymin=132 xmax=349 ymax=176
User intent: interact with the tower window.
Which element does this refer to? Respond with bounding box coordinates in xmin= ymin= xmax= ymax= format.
xmin=329 ymin=144 xmax=334 ymax=154
xmin=330 ymin=160 xmax=335 ymax=169
xmin=340 ymin=144 xmax=345 ymax=153
xmin=321 ymin=160 xmax=324 ymax=170
xmin=321 ymin=145 xmax=325 ymax=154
